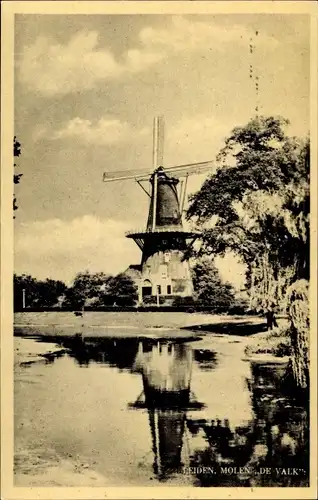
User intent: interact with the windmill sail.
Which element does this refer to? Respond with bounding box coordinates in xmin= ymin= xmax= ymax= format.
xmin=103 ymin=159 xmax=214 ymax=183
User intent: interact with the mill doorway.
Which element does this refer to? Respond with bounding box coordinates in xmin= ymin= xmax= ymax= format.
xmin=142 ymin=280 xmax=152 ymax=299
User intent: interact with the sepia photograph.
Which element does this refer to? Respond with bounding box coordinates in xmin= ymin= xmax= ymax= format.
xmin=1 ymin=1 xmax=317 ymax=498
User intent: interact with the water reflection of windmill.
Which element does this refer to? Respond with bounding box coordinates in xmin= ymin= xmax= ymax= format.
xmin=103 ymin=116 xmax=214 ymax=304
xmin=130 ymin=341 xmax=204 ymax=480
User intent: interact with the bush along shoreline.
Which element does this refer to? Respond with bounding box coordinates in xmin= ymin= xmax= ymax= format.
xmin=244 ymin=279 xmax=309 ymax=401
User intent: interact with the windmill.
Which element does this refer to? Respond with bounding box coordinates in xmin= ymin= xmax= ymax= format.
xmin=103 ymin=116 xmax=214 ymax=305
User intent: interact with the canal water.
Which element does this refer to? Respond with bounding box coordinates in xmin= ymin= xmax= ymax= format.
xmin=14 ymin=332 xmax=309 ymax=487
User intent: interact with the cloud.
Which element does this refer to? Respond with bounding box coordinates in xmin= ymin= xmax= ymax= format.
xmin=14 ymin=215 xmax=246 ymax=290
xmin=18 ymin=16 xmax=278 ymax=96
xmin=51 ymin=111 xmax=233 ymax=154
xmin=32 ymin=124 xmax=49 ymax=141
xmin=18 ymin=30 xmax=164 ymax=96
xmin=14 ymin=215 xmax=140 ymax=284
xmin=50 ymin=116 xmax=150 ymax=145
xmin=139 ymin=16 xmax=277 ymax=52
xmin=53 ymin=117 xmax=137 ymax=145
xmin=19 ymin=32 xmax=122 ymax=95
xmin=169 ymin=114 xmax=231 ymax=150
xmin=165 ymin=113 xmax=233 ymax=194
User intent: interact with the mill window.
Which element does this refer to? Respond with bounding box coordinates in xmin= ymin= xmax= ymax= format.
xmin=167 ymin=285 xmax=172 ymax=295
xmin=164 ymin=252 xmax=171 ymax=263
xmin=160 ymin=264 xmax=168 ymax=279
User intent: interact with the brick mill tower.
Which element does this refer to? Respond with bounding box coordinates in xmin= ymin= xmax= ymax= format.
xmin=103 ymin=116 xmax=214 ymax=305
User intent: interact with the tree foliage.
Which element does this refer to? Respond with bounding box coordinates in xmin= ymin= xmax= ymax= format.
xmin=63 ymin=271 xmax=109 ymax=309
xmin=101 ymin=273 xmax=138 ymax=306
xmin=14 ymin=274 xmax=66 ymax=310
xmin=14 ymin=137 xmax=23 ymax=215
xmin=287 ymin=279 xmax=309 ymax=389
xmin=64 ymin=271 xmax=138 ymax=309
xmin=186 ymin=116 xmax=309 ymax=312
xmin=191 ymin=258 xmax=238 ymax=309
xmin=14 ymin=270 xmax=138 ymax=310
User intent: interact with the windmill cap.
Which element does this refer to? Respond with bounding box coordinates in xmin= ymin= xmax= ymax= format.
xmin=151 ymin=166 xmax=179 ymax=184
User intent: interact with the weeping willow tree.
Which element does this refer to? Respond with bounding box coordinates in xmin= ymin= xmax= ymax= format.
xmin=287 ymin=280 xmax=309 ymax=390
xmin=186 ymin=116 xmax=309 ymax=385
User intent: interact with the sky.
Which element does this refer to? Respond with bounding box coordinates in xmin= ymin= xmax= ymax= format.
xmin=14 ymin=13 xmax=310 ymax=286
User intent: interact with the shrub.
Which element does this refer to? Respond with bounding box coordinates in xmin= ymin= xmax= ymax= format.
xmin=286 ymin=279 xmax=309 ymax=389
xmin=172 ymin=296 xmax=196 ymax=307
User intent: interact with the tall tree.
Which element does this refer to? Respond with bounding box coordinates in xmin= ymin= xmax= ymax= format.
xmin=192 ymin=258 xmax=237 ymax=309
xmin=14 ymin=274 xmax=67 ymax=310
xmin=64 ymin=271 xmax=138 ymax=308
xmin=100 ymin=273 xmax=138 ymax=306
xmin=36 ymin=279 xmax=67 ymax=307
xmin=14 ymin=274 xmax=39 ymax=310
xmin=64 ymin=271 xmax=111 ymax=309
xmin=186 ymin=116 xmax=309 ymax=313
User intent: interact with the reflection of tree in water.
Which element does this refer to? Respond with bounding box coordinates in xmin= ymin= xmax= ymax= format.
xmin=187 ymin=418 xmax=255 ymax=486
xmin=193 ymin=348 xmax=218 ymax=371
xmin=189 ymin=362 xmax=309 ymax=486
xmin=55 ymin=335 xmax=218 ymax=373
xmin=55 ymin=335 xmax=141 ymax=370
xmin=48 ymin=335 xmax=309 ymax=486
xmin=246 ymin=362 xmax=309 ymax=486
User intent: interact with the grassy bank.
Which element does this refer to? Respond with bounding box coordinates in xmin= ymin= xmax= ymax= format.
xmin=15 ymin=311 xmax=290 ymax=346
xmin=244 ymin=319 xmax=291 ymax=360
xmin=14 ymin=311 xmax=263 ymax=334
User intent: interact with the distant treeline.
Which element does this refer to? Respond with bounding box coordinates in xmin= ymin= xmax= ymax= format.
xmin=14 ymin=271 xmax=138 ymax=311
xmin=14 ymin=259 xmax=246 ymax=312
